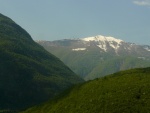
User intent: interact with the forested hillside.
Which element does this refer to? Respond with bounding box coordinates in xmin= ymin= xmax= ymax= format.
xmin=0 ymin=13 xmax=83 ymax=111
xmin=23 ymin=67 xmax=150 ymax=113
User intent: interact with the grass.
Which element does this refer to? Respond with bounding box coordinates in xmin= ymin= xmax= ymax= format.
xmin=22 ymin=67 xmax=150 ymax=113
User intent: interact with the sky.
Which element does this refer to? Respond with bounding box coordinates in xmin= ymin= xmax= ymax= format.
xmin=0 ymin=0 xmax=150 ymax=45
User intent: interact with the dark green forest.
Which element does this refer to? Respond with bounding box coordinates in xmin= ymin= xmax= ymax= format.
xmin=0 ymin=13 xmax=83 ymax=111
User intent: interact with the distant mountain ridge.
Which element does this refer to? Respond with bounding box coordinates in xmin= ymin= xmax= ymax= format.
xmin=37 ymin=35 xmax=150 ymax=80
xmin=37 ymin=35 xmax=150 ymax=56
xmin=0 ymin=13 xmax=83 ymax=111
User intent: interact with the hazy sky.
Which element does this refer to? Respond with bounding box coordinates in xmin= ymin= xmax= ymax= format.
xmin=0 ymin=0 xmax=150 ymax=45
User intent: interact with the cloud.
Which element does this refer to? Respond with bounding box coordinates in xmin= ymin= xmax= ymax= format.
xmin=133 ymin=0 xmax=150 ymax=6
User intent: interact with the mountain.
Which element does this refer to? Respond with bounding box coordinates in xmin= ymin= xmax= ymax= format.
xmin=36 ymin=35 xmax=150 ymax=80
xmin=0 ymin=13 xmax=83 ymax=111
xmin=22 ymin=67 xmax=150 ymax=113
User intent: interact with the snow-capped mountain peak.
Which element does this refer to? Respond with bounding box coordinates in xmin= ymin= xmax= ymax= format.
xmin=81 ymin=35 xmax=123 ymax=44
xmin=79 ymin=35 xmax=124 ymax=52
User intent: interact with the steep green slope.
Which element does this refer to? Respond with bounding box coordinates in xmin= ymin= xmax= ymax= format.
xmin=0 ymin=13 xmax=83 ymax=111
xmin=23 ymin=67 xmax=150 ymax=113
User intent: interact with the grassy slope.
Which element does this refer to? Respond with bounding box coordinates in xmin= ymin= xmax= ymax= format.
xmin=0 ymin=13 xmax=83 ymax=111
xmin=23 ymin=67 xmax=150 ymax=113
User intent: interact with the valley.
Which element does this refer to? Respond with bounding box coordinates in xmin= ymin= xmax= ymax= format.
xmin=0 ymin=13 xmax=150 ymax=113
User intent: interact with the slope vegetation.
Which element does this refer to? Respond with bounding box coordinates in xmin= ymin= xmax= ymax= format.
xmin=0 ymin=13 xmax=83 ymax=111
xmin=23 ymin=67 xmax=150 ymax=113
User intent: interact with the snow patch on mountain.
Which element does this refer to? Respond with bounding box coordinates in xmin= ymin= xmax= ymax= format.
xmin=97 ymin=44 xmax=107 ymax=52
xmin=138 ymin=57 xmax=146 ymax=60
xmin=72 ymin=48 xmax=86 ymax=51
xmin=144 ymin=47 xmax=150 ymax=52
